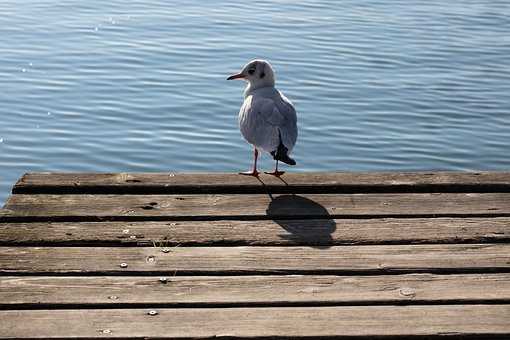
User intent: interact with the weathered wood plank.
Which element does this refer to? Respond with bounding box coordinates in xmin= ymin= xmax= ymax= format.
xmin=1 ymin=274 xmax=509 ymax=307
xmin=13 ymin=172 xmax=510 ymax=194
xmin=3 ymin=193 xmax=510 ymax=221
xmin=0 ymin=218 xmax=509 ymax=246
xmin=1 ymin=245 xmax=508 ymax=275
xmin=2 ymin=305 xmax=510 ymax=338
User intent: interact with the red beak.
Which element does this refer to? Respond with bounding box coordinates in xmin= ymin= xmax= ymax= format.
xmin=227 ymin=73 xmax=245 ymax=80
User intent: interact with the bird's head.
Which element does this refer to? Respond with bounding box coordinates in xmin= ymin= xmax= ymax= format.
xmin=227 ymin=59 xmax=275 ymax=91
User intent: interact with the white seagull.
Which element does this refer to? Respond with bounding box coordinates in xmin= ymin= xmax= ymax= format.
xmin=228 ymin=59 xmax=297 ymax=177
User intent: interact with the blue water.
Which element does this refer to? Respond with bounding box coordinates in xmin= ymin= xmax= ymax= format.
xmin=1 ymin=1 xmax=510 ymax=204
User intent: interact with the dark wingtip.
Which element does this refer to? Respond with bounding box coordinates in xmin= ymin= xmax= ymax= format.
xmin=271 ymin=151 xmax=296 ymax=166
xmin=280 ymin=156 xmax=296 ymax=166
xmin=271 ymin=130 xmax=296 ymax=165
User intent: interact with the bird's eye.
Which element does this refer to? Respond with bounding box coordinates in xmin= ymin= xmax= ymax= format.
xmin=248 ymin=69 xmax=255 ymax=75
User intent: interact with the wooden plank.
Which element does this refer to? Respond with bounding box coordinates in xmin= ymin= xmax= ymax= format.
xmin=1 ymin=244 xmax=508 ymax=275
xmin=1 ymin=305 xmax=510 ymax=338
xmin=13 ymin=171 xmax=510 ymax=194
xmin=1 ymin=274 xmax=509 ymax=307
xmin=0 ymin=217 xmax=509 ymax=246
xmin=2 ymin=193 xmax=510 ymax=221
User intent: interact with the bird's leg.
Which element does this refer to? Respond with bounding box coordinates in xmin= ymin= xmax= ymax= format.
xmin=239 ymin=148 xmax=259 ymax=177
xmin=265 ymin=160 xmax=285 ymax=177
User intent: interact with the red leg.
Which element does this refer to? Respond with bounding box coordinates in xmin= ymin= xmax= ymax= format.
xmin=265 ymin=160 xmax=285 ymax=177
xmin=239 ymin=148 xmax=259 ymax=177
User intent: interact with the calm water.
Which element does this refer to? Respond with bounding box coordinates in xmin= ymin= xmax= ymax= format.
xmin=1 ymin=1 xmax=510 ymax=204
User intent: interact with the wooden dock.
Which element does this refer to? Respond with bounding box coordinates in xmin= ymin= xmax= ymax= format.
xmin=1 ymin=172 xmax=510 ymax=339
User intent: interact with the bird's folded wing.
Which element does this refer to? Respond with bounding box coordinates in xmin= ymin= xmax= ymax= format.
xmin=256 ymin=97 xmax=285 ymax=127
xmin=240 ymin=95 xmax=296 ymax=153
xmin=259 ymin=96 xmax=297 ymax=153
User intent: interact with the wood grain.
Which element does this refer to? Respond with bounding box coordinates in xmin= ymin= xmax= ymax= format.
xmin=3 ymin=192 xmax=510 ymax=221
xmin=1 ymin=274 xmax=509 ymax=307
xmin=13 ymin=171 xmax=510 ymax=194
xmin=2 ymin=305 xmax=510 ymax=338
xmin=0 ymin=217 xmax=509 ymax=246
xmin=1 ymin=244 xmax=509 ymax=275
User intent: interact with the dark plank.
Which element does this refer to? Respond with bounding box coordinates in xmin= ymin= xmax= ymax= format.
xmin=13 ymin=171 xmax=510 ymax=194
xmin=3 ymin=193 xmax=510 ymax=221
xmin=2 ymin=305 xmax=510 ymax=338
xmin=1 ymin=217 xmax=509 ymax=246
xmin=1 ymin=274 xmax=509 ymax=307
xmin=1 ymin=244 xmax=508 ymax=275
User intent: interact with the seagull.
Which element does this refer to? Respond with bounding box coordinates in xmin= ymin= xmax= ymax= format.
xmin=228 ymin=59 xmax=297 ymax=177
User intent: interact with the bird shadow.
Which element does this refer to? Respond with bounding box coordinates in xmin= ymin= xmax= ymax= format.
xmin=265 ymin=193 xmax=336 ymax=249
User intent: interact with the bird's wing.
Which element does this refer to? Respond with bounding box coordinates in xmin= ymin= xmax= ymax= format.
xmin=276 ymin=92 xmax=298 ymax=152
xmin=239 ymin=95 xmax=296 ymax=153
xmin=258 ymin=97 xmax=286 ymax=126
